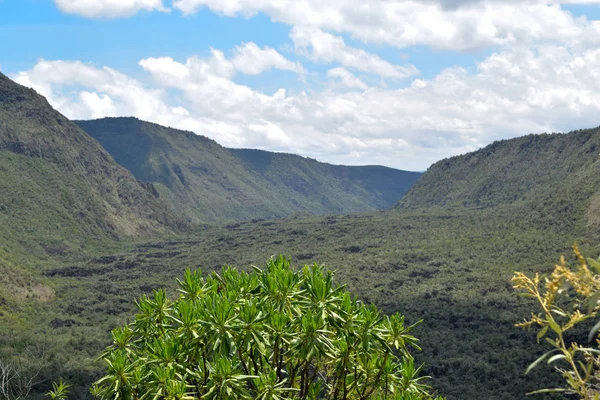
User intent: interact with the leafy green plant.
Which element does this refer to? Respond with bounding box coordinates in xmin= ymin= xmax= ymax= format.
xmin=46 ymin=378 xmax=69 ymax=400
xmin=513 ymin=245 xmax=600 ymax=398
xmin=93 ymin=255 xmax=443 ymax=399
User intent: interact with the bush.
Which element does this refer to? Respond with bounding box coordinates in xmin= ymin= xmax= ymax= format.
xmin=513 ymin=245 xmax=600 ymax=398
xmin=92 ymin=255 xmax=443 ymax=399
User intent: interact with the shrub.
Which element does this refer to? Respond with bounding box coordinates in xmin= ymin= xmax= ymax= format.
xmin=92 ymin=255 xmax=443 ymax=399
xmin=513 ymin=245 xmax=600 ymax=398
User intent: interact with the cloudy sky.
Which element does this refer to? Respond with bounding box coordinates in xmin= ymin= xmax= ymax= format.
xmin=2 ymin=1 xmax=600 ymax=170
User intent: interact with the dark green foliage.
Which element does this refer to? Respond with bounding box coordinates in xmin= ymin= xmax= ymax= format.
xmin=7 ymin=119 xmax=598 ymax=399
xmin=93 ymin=256 xmax=442 ymax=399
xmin=76 ymin=118 xmax=421 ymax=223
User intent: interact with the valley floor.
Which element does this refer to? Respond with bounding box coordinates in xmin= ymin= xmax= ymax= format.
xmin=2 ymin=205 xmax=590 ymax=399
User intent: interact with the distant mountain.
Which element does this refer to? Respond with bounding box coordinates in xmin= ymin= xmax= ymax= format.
xmin=76 ymin=117 xmax=421 ymax=223
xmin=0 ymin=73 xmax=181 ymax=254
xmin=231 ymin=149 xmax=419 ymax=209
xmin=397 ymin=127 xmax=600 ymax=230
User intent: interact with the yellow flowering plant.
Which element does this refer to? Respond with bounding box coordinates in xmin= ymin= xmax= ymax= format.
xmin=513 ymin=245 xmax=600 ymax=398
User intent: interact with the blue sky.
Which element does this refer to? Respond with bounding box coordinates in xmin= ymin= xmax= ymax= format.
xmin=1 ymin=2 xmax=291 ymax=75
xmin=0 ymin=0 xmax=482 ymax=83
xmin=2 ymin=0 xmax=600 ymax=170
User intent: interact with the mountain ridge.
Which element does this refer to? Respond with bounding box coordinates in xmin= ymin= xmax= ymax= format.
xmin=396 ymin=127 xmax=600 ymax=230
xmin=0 ymin=73 xmax=182 ymax=255
xmin=76 ymin=117 xmax=422 ymax=223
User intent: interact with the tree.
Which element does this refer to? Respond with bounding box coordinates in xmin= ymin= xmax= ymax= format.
xmin=0 ymin=344 xmax=47 ymax=400
xmin=92 ymin=255 xmax=444 ymax=399
xmin=513 ymin=245 xmax=600 ymax=398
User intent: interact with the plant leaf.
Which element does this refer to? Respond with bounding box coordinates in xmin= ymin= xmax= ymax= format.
xmin=526 ymin=350 xmax=558 ymax=375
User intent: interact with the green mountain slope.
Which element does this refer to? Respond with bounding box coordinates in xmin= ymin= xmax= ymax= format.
xmin=75 ymin=118 xmax=421 ymax=223
xmin=232 ymin=148 xmax=419 ymax=210
xmin=397 ymin=127 xmax=600 ymax=232
xmin=398 ymin=128 xmax=600 ymax=209
xmin=0 ymin=73 xmax=180 ymax=256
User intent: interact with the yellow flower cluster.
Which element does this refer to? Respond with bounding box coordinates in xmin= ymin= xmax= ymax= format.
xmin=512 ymin=244 xmax=600 ymax=398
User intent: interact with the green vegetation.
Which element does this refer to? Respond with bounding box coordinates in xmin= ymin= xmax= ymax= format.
xmin=46 ymin=379 xmax=69 ymax=400
xmin=514 ymin=246 xmax=600 ymax=398
xmin=5 ymin=72 xmax=600 ymax=399
xmin=92 ymin=256 xmax=443 ymax=399
xmin=0 ymin=72 xmax=182 ymax=256
xmin=397 ymin=127 xmax=600 ymax=234
xmin=76 ymin=118 xmax=421 ymax=224
xmin=5 ymin=205 xmax=580 ymax=399
xmin=232 ymin=148 xmax=420 ymax=211
xmin=0 ymin=73 xmax=186 ymax=370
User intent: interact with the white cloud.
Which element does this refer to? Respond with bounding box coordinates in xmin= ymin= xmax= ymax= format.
xmin=79 ymin=91 xmax=117 ymax=118
xmin=139 ymin=45 xmax=302 ymax=91
xmin=35 ymin=0 xmax=600 ymax=171
xmin=139 ymin=50 xmax=235 ymax=87
xmin=50 ymin=0 xmax=600 ymax=53
xmin=291 ymin=27 xmax=418 ymax=79
xmin=232 ymin=42 xmax=304 ymax=75
xmin=172 ymin=0 xmax=600 ymax=51
xmin=54 ymin=0 xmax=168 ymax=18
xmin=12 ymin=59 xmax=171 ymax=121
xmin=327 ymin=67 xmax=368 ymax=89
xmin=248 ymin=120 xmax=293 ymax=146
xmin=13 ymin=42 xmax=600 ymax=170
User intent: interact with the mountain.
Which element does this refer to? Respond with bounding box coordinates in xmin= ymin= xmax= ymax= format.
xmin=76 ymin=117 xmax=421 ymax=223
xmin=231 ymin=148 xmax=418 ymax=209
xmin=0 ymin=73 xmax=181 ymax=255
xmin=397 ymin=127 xmax=600 ymax=231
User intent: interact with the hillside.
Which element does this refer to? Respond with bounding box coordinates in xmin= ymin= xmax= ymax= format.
xmin=76 ymin=117 xmax=421 ymax=223
xmin=232 ymin=148 xmax=419 ymax=209
xmin=397 ymin=128 xmax=600 ymax=217
xmin=0 ymin=73 xmax=180 ymax=256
